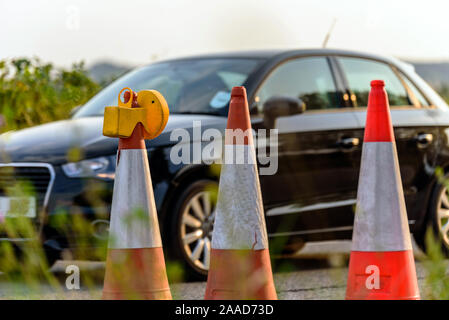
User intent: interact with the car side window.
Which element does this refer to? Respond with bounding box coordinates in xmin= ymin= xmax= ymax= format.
xmin=255 ymin=57 xmax=340 ymax=112
xmin=400 ymin=73 xmax=430 ymax=107
xmin=338 ymin=57 xmax=410 ymax=107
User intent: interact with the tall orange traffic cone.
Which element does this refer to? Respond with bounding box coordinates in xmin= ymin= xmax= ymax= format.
xmin=102 ymin=89 xmax=171 ymax=300
xmin=346 ymin=80 xmax=420 ymax=300
xmin=204 ymin=86 xmax=277 ymax=300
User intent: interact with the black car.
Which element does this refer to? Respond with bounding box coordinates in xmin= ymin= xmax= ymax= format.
xmin=1 ymin=49 xmax=449 ymax=279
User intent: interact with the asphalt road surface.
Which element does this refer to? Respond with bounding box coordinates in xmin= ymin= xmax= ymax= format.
xmin=0 ymin=240 xmax=447 ymax=300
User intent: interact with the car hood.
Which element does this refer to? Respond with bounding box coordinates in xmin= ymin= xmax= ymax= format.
xmin=0 ymin=114 xmax=227 ymax=165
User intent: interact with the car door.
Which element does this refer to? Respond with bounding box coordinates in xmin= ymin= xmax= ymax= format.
xmin=335 ymin=56 xmax=440 ymax=227
xmin=252 ymin=56 xmax=362 ymax=240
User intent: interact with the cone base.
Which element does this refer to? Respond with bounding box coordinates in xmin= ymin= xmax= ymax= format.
xmin=346 ymin=250 xmax=419 ymax=300
xmin=102 ymin=247 xmax=172 ymax=300
xmin=205 ymin=249 xmax=277 ymax=300
xmin=102 ymin=290 xmax=171 ymax=300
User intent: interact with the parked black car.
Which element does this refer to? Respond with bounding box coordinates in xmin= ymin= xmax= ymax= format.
xmin=1 ymin=49 xmax=449 ymax=278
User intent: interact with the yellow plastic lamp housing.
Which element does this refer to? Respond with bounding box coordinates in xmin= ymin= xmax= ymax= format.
xmin=103 ymin=87 xmax=169 ymax=140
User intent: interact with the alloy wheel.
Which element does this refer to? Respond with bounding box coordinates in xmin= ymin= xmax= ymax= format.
xmin=436 ymin=186 xmax=449 ymax=248
xmin=180 ymin=190 xmax=215 ymax=272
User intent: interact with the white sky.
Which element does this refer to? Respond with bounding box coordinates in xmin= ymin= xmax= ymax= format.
xmin=1 ymin=0 xmax=449 ymax=68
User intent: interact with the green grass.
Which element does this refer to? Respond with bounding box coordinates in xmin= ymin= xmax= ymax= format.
xmin=422 ymin=229 xmax=449 ymax=299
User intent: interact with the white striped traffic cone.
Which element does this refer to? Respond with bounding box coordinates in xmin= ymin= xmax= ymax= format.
xmin=346 ymin=80 xmax=420 ymax=300
xmin=102 ymin=91 xmax=171 ymax=300
xmin=204 ymin=86 xmax=277 ymax=300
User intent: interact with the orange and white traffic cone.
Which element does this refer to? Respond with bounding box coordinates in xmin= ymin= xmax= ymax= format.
xmin=345 ymin=80 xmax=420 ymax=300
xmin=102 ymin=89 xmax=171 ymax=300
xmin=204 ymin=86 xmax=277 ymax=300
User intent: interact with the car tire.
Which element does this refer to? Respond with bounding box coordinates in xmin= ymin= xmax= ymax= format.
xmin=416 ymin=175 xmax=449 ymax=256
xmin=166 ymin=179 xmax=218 ymax=281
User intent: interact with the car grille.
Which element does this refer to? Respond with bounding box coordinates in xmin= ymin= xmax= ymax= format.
xmin=0 ymin=164 xmax=54 ymax=216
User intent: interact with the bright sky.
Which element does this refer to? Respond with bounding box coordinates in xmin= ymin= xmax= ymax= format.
xmin=1 ymin=0 xmax=449 ymax=68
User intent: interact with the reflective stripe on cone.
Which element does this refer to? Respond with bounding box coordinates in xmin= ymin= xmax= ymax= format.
xmin=108 ymin=148 xmax=162 ymax=249
xmin=351 ymin=142 xmax=412 ymax=252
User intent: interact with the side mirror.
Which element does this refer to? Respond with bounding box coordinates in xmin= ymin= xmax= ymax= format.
xmin=263 ymin=96 xmax=306 ymax=128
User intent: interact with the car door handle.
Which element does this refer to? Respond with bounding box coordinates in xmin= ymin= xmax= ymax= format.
xmin=337 ymin=137 xmax=360 ymax=149
xmin=415 ymin=133 xmax=433 ymax=148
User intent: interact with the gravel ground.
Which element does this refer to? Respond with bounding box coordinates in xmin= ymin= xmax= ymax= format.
xmin=0 ymin=240 xmax=446 ymax=300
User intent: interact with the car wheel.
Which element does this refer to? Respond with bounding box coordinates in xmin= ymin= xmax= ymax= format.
xmin=167 ymin=179 xmax=217 ymax=281
xmin=417 ymin=176 xmax=449 ymax=256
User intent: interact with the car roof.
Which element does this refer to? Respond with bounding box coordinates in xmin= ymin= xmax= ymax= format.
xmin=157 ymin=48 xmax=403 ymax=66
xmin=157 ymin=50 xmax=286 ymax=61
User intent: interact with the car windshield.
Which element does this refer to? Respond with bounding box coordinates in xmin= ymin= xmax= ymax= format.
xmin=73 ymin=58 xmax=262 ymax=118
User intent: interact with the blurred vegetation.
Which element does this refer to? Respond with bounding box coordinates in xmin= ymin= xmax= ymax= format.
xmin=422 ymin=229 xmax=449 ymax=300
xmin=0 ymin=163 xmax=188 ymax=299
xmin=0 ymin=176 xmax=109 ymax=298
xmin=420 ymin=167 xmax=449 ymax=300
xmin=0 ymin=57 xmax=105 ymax=298
xmin=0 ymin=57 xmax=99 ymax=133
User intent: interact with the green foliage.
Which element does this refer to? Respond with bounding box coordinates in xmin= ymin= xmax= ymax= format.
xmin=0 ymin=57 xmax=99 ymax=132
xmin=420 ymin=166 xmax=449 ymax=300
xmin=423 ymin=228 xmax=449 ymax=300
xmin=0 ymin=58 xmax=104 ymax=295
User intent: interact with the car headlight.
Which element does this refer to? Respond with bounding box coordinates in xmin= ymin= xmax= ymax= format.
xmin=62 ymin=156 xmax=116 ymax=179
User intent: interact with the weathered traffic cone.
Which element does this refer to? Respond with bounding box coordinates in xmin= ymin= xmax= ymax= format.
xmin=204 ymin=86 xmax=277 ymax=300
xmin=345 ymin=80 xmax=420 ymax=300
xmin=102 ymin=88 xmax=171 ymax=300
